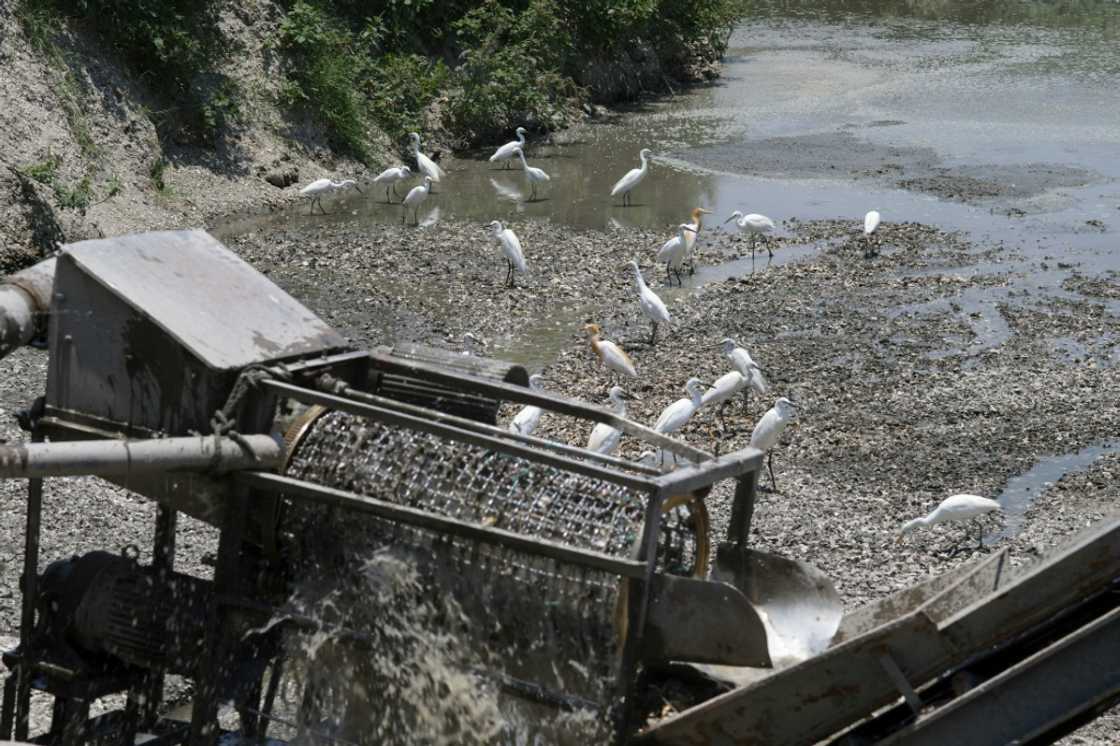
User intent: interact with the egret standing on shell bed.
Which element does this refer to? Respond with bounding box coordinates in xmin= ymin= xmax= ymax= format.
xmin=372 ymin=165 xmax=411 ymax=203
xmin=863 ymin=209 xmax=882 ymax=257
xmin=629 ymin=259 xmax=671 ymax=345
xmin=489 ymin=127 xmax=528 ymax=168
xmin=512 ymin=148 xmax=550 ymax=201
xmin=718 ymin=337 xmax=768 ymax=407
xmin=586 ymin=386 xmax=635 ymax=456
xmin=725 ymin=210 xmax=777 ymax=263
xmin=487 ymin=220 xmax=527 ymax=288
xmin=700 ymin=370 xmax=750 ymax=429
xmin=401 ymin=177 xmax=432 ymax=226
xmin=299 ymin=178 xmax=362 ymax=215
xmin=897 ymin=494 xmax=1001 ymax=549
xmin=584 ymin=323 xmax=637 ymax=379
xmin=508 ymin=374 xmax=547 ymax=436
xmin=653 ymin=377 xmax=709 ymax=435
xmin=751 ymin=397 xmax=798 ymax=491
xmin=611 ymin=148 xmax=653 ymax=206
xmin=656 ymin=223 xmax=698 ymax=286
xmin=408 ymin=132 xmax=444 ymax=191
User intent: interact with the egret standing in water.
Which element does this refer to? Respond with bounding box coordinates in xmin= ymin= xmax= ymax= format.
xmin=509 ymin=374 xmax=547 ymax=436
xmin=725 ymin=211 xmax=776 ymax=263
xmin=489 ymin=127 xmax=528 ymax=168
xmin=299 ymin=178 xmax=362 ymax=215
xmin=897 ymin=494 xmax=1001 ymax=549
xmin=372 ymin=165 xmax=411 ymax=203
xmin=653 ymin=377 xmax=709 ymax=434
xmin=512 ymin=148 xmax=550 ymax=201
xmin=656 ymin=223 xmax=698 ymax=286
xmin=586 ymin=386 xmax=635 ymax=455
xmin=717 ymin=337 xmax=768 ymax=406
xmin=683 ymin=207 xmax=713 ymax=274
xmin=487 ymin=220 xmax=527 ymax=288
xmin=863 ymin=209 xmax=882 ymax=257
xmin=611 ymin=148 xmax=652 ymax=206
xmin=401 ymin=177 xmax=432 ymax=225
xmin=584 ymin=323 xmax=637 ymax=379
xmin=408 ymin=132 xmax=444 ymax=190
xmin=751 ymin=397 xmax=798 ymax=491
xmin=629 ymin=259 xmax=671 ymax=345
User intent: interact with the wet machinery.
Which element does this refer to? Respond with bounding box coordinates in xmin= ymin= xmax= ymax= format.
xmin=0 ymin=230 xmax=1115 ymax=745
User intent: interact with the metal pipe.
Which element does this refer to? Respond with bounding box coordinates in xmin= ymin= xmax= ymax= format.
xmin=0 ymin=434 xmax=282 ymax=479
xmin=0 ymin=258 xmax=55 ymax=359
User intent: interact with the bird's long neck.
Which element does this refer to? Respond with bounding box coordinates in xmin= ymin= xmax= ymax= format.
xmin=639 ymin=152 xmax=649 ymax=171
xmin=517 ymin=150 xmax=529 ymax=167
xmin=411 ymin=139 xmax=421 ymax=155
xmin=689 ymin=389 xmax=704 ymax=407
xmin=614 ymin=399 xmax=627 ymax=416
xmin=516 ymin=131 xmax=526 ymax=145
xmin=633 ymin=268 xmax=647 ymax=291
xmin=587 ymin=334 xmax=601 ymax=356
xmin=900 ymin=515 xmax=931 ymax=534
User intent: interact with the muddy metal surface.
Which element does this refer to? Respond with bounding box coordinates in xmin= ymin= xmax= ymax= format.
xmin=2 ymin=0 xmax=1119 ymax=741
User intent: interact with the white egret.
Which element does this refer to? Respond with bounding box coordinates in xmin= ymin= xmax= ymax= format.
xmin=700 ymin=370 xmax=748 ymax=427
xmin=725 ymin=211 xmax=776 ymax=261
xmin=489 ymin=127 xmax=528 ymax=168
xmin=584 ymin=323 xmax=637 ymax=379
xmin=487 ymin=220 xmax=527 ymax=288
xmin=372 ymin=165 xmax=411 ymax=203
xmin=629 ymin=259 xmax=671 ymax=344
xmin=683 ymin=207 xmax=713 ymax=274
xmin=512 ymin=148 xmax=550 ymax=201
xmin=655 ymin=223 xmax=698 ymax=286
xmin=299 ymin=178 xmax=362 ymax=214
xmin=401 ymin=176 xmax=432 ymax=225
xmin=586 ymin=386 xmax=634 ymax=455
xmin=611 ymin=148 xmax=652 ymax=206
xmin=509 ymin=374 xmax=546 ymax=436
xmin=898 ymin=494 xmax=1001 ymax=549
xmin=751 ymin=397 xmax=798 ymax=491
xmin=408 ymin=132 xmax=444 ymax=189
xmin=863 ymin=209 xmax=882 ymax=257
xmin=653 ymin=377 xmax=709 ymax=435
xmin=717 ymin=337 xmax=768 ymax=404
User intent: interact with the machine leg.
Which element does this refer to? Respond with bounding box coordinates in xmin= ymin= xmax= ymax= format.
xmin=15 ymin=468 xmax=44 ymax=741
xmin=0 ymin=675 xmax=15 ymax=738
xmin=728 ymin=471 xmax=759 ymax=547
xmin=58 ymin=697 xmax=90 ymax=746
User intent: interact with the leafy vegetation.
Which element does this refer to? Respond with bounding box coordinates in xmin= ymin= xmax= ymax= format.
xmin=19 ymin=154 xmax=101 ymax=212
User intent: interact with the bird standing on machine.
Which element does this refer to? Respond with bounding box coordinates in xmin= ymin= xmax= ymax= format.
xmin=725 ymin=211 xmax=776 ymax=263
xmin=630 ymin=259 xmax=671 ymax=345
xmin=509 ymin=374 xmax=547 ymax=436
xmin=512 ymin=148 xmax=550 ymax=201
xmin=408 ymin=132 xmax=444 ymax=190
xmin=299 ymin=178 xmax=362 ymax=215
xmin=897 ymin=494 xmax=1001 ymax=549
xmin=586 ymin=386 xmax=634 ymax=456
xmin=490 ymin=127 xmax=528 ymax=168
xmin=487 ymin=220 xmax=527 ymax=288
xmin=683 ymin=207 xmax=713 ymax=274
xmin=611 ymin=148 xmax=652 ymax=206
xmin=751 ymin=397 xmax=798 ymax=492
xmin=656 ymin=223 xmax=699 ymax=286
xmin=372 ymin=165 xmax=411 ymax=203
xmin=653 ymin=377 xmax=709 ymax=435
xmin=402 ymin=177 xmax=432 ymax=226
xmin=584 ymin=323 xmax=637 ymax=379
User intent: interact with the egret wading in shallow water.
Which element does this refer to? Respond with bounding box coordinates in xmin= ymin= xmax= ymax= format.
xmin=725 ymin=211 xmax=776 ymax=263
xmin=401 ymin=177 xmax=432 ymax=225
xmin=584 ymin=323 xmax=637 ymax=379
xmin=863 ymin=209 xmax=882 ymax=257
xmin=683 ymin=207 xmax=713 ymax=274
xmin=372 ymin=165 xmax=411 ymax=203
xmin=611 ymin=148 xmax=652 ymax=206
xmin=487 ymin=220 xmax=527 ymax=288
xmin=586 ymin=386 xmax=635 ymax=455
xmin=653 ymin=377 xmax=709 ymax=434
xmin=512 ymin=148 xmax=550 ymax=201
xmin=299 ymin=178 xmax=361 ymax=215
xmin=717 ymin=337 xmax=768 ymax=407
xmin=898 ymin=494 xmax=1001 ymax=549
xmin=408 ymin=132 xmax=444 ymax=191
xmin=489 ymin=127 xmax=528 ymax=168
xmin=629 ymin=259 xmax=671 ymax=345
xmin=508 ymin=374 xmax=546 ymax=436
xmin=751 ymin=397 xmax=798 ymax=492
xmin=656 ymin=223 xmax=698 ymax=286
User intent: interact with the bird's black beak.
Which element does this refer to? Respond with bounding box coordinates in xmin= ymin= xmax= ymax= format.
xmin=723 ymin=215 xmax=735 ymax=224
xmin=353 ymin=183 xmax=364 ymax=193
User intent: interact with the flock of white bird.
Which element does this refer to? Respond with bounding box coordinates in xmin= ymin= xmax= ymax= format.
xmin=298 ymin=127 xmax=1002 ymax=549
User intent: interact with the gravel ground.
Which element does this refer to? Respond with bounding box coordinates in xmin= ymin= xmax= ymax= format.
xmin=2 ymin=209 xmax=1118 ymax=740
